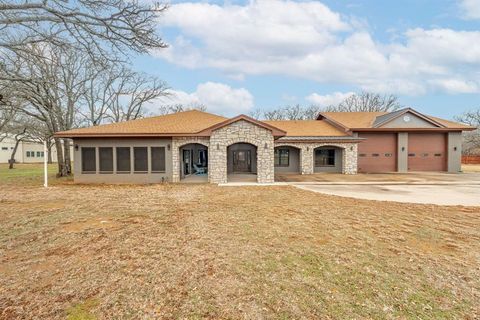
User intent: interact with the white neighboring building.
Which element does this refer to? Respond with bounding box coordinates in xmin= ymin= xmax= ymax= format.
xmin=0 ymin=136 xmax=64 ymax=163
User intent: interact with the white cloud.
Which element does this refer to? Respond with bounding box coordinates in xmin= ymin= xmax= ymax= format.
xmin=306 ymin=91 xmax=354 ymax=106
xmin=459 ymin=0 xmax=480 ymax=19
xmin=152 ymin=82 xmax=254 ymax=116
xmin=155 ymin=0 xmax=480 ymax=95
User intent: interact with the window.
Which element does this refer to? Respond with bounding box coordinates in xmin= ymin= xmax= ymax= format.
xmin=41 ymin=151 xmax=44 ymax=157
xmin=26 ymin=151 xmax=33 ymax=157
xmin=274 ymin=148 xmax=289 ymax=166
xmin=116 ymin=147 xmax=131 ymax=173
xmin=134 ymin=147 xmax=148 ymax=172
xmin=372 ymin=153 xmax=380 ymax=157
xmin=99 ymin=147 xmax=113 ymax=173
xmin=81 ymin=147 xmax=96 ymax=173
xmin=434 ymin=153 xmax=442 ymax=157
xmin=315 ymin=149 xmax=335 ymax=167
xmin=359 ymin=153 xmax=367 ymax=157
xmin=408 ymin=153 xmax=416 ymax=157
xmin=151 ymin=147 xmax=166 ymax=172
xmin=385 ymin=153 xmax=393 ymax=157
xmin=421 ymin=153 xmax=429 ymax=157
xmin=1 ymin=147 xmax=7 ymax=151
xmin=36 ymin=151 xmax=42 ymax=157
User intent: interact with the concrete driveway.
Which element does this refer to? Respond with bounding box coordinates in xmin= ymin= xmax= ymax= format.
xmin=289 ymin=173 xmax=480 ymax=206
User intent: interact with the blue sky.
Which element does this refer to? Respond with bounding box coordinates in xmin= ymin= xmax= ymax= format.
xmin=133 ymin=0 xmax=480 ymax=119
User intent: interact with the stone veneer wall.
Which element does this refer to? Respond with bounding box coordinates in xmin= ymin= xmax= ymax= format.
xmin=275 ymin=142 xmax=358 ymax=175
xmin=209 ymin=120 xmax=275 ymax=184
xmin=171 ymin=137 xmax=210 ymax=182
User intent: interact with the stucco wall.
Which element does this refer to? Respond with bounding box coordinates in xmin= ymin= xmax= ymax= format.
xmin=448 ymin=132 xmax=462 ymax=173
xmin=209 ymin=120 xmax=275 ymax=183
xmin=73 ymin=138 xmax=172 ymax=184
xmin=382 ymin=112 xmax=437 ymax=128
xmin=273 ymin=146 xmax=300 ymax=173
xmin=314 ymin=146 xmax=343 ymax=173
xmin=397 ymin=132 xmax=408 ymax=173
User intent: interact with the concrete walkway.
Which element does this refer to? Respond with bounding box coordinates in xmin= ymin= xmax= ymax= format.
xmin=293 ymin=183 xmax=480 ymax=206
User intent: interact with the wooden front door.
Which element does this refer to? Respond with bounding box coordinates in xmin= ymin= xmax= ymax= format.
xmin=233 ymin=150 xmax=251 ymax=172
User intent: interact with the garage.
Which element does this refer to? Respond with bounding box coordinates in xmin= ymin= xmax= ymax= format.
xmin=408 ymin=133 xmax=447 ymax=171
xmin=358 ymin=133 xmax=397 ymax=173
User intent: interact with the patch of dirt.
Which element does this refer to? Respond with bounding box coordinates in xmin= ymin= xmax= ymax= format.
xmin=0 ymin=181 xmax=479 ymax=319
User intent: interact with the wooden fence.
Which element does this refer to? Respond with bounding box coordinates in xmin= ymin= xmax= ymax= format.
xmin=462 ymin=155 xmax=480 ymax=164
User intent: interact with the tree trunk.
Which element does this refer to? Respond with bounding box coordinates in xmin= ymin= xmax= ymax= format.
xmin=9 ymin=139 xmax=22 ymax=169
xmin=63 ymin=138 xmax=72 ymax=175
xmin=47 ymin=145 xmax=53 ymax=164
xmin=54 ymin=137 xmax=67 ymax=176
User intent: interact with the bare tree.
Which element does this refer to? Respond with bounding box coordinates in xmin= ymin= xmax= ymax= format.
xmin=322 ymin=92 xmax=402 ymax=112
xmin=154 ymin=103 xmax=207 ymax=116
xmin=105 ymin=69 xmax=169 ymax=123
xmin=252 ymin=105 xmax=320 ymax=120
xmin=0 ymin=0 xmax=167 ymax=59
xmin=1 ymin=44 xmax=90 ymax=175
xmin=455 ymin=109 xmax=480 ymax=155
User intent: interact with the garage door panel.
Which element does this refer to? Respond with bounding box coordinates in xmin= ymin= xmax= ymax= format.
xmin=358 ymin=133 xmax=397 ymax=173
xmin=408 ymin=133 xmax=446 ymax=171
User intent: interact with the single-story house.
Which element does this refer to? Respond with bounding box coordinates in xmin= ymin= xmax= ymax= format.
xmin=55 ymin=108 xmax=476 ymax=184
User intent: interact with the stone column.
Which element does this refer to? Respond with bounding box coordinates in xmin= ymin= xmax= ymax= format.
xmin=343 ymin=143 xmax=358 ymax=174
xmin=300 ymin=145 xmax=314 ymax=174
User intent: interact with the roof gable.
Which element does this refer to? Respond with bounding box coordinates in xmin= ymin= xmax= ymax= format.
xmin=373 ymin=108 xmax=446 ymax=128
xmin=317 ymin=109 xmax=474 ymax=131
xmin=200 ymin=114 xmax=287 ymax=136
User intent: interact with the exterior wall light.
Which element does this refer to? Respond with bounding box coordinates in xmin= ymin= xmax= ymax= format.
xmin=454 ymin=147 xmax=457 ymax=151
xmin=74 ymin=144 xmax=79 ymax=151
xmin=402 ymin=147 xmax=405 ymax=152
xmin=167 ymin=144 xmax=171 ymax=151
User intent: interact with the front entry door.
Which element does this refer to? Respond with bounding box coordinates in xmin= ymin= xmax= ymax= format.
xmin=233 ymin=150 xmax=251 ymax=172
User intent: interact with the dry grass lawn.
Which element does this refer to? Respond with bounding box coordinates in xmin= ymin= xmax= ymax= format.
xmin=1 ymin=164 xmax=479 ymax=319
xmin=462 ymin=164 xmax=480 ymax=173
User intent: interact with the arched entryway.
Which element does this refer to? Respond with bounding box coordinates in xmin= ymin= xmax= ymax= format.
xmin=314 ymin=146 xmax=344 ymax=173
xmin=274 ymin=145 xmax=301 ymax=173
xmin=227 ymin=142 xmax=258 ymax=182
xmin=179 ymin=143 xmax=208 ymax=183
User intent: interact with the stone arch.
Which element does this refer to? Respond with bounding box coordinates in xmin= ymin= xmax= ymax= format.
xmin=209 ymin=119 xmax=275 ymax=184
xmin=172 ymin=137 xmax=210 ymax=182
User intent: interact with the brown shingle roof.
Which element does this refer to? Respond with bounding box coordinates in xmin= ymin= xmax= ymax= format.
xmin=55 ymin=110 xmax=227 ymax=137
xmin=319 ymin=111 xmax=475 ymax=130
xmin=264 ymin=120 xmax=348 ymax=137
xmin=319 ymin=112 xmax=386 ymax=129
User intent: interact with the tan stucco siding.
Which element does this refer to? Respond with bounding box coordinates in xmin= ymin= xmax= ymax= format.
xmin=274 ymin=146 xmax=300 ymax=173
xmin=448 ymin=132 xmax=462 ymax=173
xmin=73 ymin=138 xmax=173 ymax=184
xmin=381 ymin=112 xmax=437 ymax=128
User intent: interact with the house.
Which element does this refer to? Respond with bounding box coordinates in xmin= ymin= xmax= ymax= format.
xmin=0 ymin=136 xmax=63 ymax=164
xmin=54 ymin=108 xmax=476 ymax=184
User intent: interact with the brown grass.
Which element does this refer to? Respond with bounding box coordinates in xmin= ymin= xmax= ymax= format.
xmin=463 ymin=164 xmax=480 ymax=173
xmin=0 ymin=168 xmax=479 ymax=319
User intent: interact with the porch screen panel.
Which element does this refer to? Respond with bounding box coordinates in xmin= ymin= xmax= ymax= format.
xmin=99 ymin=147 xmax=113 ymax=173
xmin=134 ymin=147 xmax=148 ymax=172
xmin=116 ymin=147 xmax=131 ymax=173
xmin=81 ymin=147 xmax=96 ymax=173
xmin=151 ymin=147 xmax=166 ymax=172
